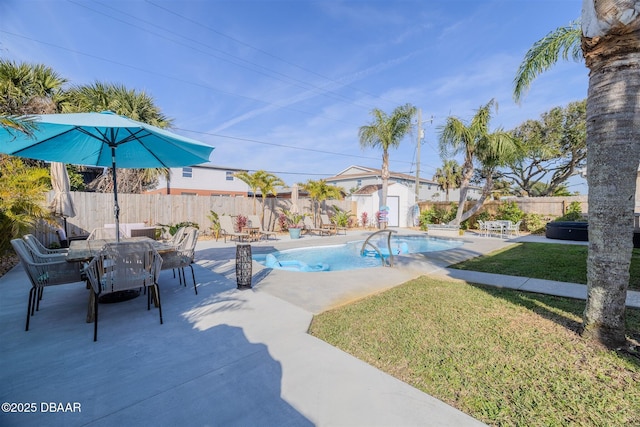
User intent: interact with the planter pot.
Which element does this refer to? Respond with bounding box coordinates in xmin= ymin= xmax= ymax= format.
xmin=289 ymin=228 xmax=302 ymax=239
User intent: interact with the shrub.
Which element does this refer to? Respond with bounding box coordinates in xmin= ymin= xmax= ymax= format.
xmin=523 ymin=213 xmax=546 ymax=234
xmin=496 ymin=201 xmax=524 ymax=223
xmin=159 ymin=221 xmax=199 ymax=237
xmin=554 ymin=202 xmax=585 ymax=222
xmin=235 ymin=214 xmax=247 ymax=231
xmin=332 ymin=206 xmax=351 ymax=228
xmin=277 ymin=213 xmax=288 ymax=231
xmin=361 ymin=212 xmax=369 ymax=228
xmin=419 ymin=204 xmax=457 ymax=230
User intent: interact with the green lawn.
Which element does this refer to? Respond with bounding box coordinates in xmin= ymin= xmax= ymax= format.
xmin=450 ymin=242 xmax=640 ymax=291
xmin=309 ymin=278 xmax=640 ymax=426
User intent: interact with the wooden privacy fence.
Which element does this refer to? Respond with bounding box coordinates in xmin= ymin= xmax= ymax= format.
xmin=417 ymin=196 xmax=588 ymax=219
xmin=40 ymin=191 xmax=354 ymax=243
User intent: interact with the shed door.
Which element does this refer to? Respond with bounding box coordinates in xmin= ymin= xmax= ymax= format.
xmin=387 ymin=196 xmax=400 ymax=227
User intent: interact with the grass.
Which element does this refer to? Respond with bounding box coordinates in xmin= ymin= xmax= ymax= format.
xmin=309 ymin=277 xmax=640 ymax=426
xmin=450 ymin=242 xmax=640 ymax=291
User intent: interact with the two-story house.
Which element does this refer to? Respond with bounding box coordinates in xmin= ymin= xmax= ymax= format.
xmin=146 ymin=164 xmax=250 ymax=196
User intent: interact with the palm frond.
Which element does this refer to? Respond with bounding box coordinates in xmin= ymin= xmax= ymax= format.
xmin=513 ymin=21 xmax=583 ymax=102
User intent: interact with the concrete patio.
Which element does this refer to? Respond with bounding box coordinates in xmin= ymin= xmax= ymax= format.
xmin=1 ymin=230 xmax=637 ymax=426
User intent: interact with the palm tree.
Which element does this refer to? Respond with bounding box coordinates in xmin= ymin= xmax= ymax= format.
xmin=253 ymin=171 xmax=284 ymax=229
xmin=438 ymin=99 xmax=518 ymax=225
xmin=0 ymin=60 xmax=67 ymax=115
xmin=513 ymin=21 xmax=582 ymax=101
xmin=0 ymin=156 xmax=52 ymax=252
xmin=513 ymin=2 xmax=640 ymax=348
xmin=433 ymin=160 xmax=461 ymax=202
xmin=63 ymin=82 xmax=172 ymax=194
xmin=234 ymin=171 xmax=261 ymax=214
xmin=359 ymin=104 xmax=416 ymax=209
xmin=300 ymin=179 xmax=344 ymax=226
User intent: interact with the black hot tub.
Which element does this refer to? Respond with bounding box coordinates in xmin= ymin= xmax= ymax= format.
xmin=545 ymin=221 xmax=588 ymax=241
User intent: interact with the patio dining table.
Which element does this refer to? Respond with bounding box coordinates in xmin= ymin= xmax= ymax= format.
xmin=67 ymin=237 xmax=175 ymax=322
xmin=485 ymin=220 xmax=512 ymax=238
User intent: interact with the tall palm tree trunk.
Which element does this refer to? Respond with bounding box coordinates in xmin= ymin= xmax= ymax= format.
xmin=582 ymin=22 xmax=640 ymax=347
xmin=381 ymin=150 xmax=390 ymax=208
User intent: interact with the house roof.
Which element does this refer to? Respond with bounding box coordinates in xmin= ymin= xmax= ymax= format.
xmin=326 ymin=165 xmax=437 ymax=185
xmin=353 ymin=184 xmax=385 ymax=195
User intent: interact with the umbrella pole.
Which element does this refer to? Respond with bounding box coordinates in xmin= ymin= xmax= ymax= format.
xmin=111 ymin=146 xmax=121 ymax=242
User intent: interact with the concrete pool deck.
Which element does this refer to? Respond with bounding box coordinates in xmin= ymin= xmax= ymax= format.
xmin=1 ymin=229 xmax=638 ymax=426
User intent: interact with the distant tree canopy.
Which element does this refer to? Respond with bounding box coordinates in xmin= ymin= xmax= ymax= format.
xmin=0 ymin=61 xmax=172 ymax=194
xmin=501 ymin=100 xmax=586 ymax=196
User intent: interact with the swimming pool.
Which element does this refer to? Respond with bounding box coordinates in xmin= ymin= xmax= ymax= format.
xmin=254 ymin=235 xmax=463 ymax=272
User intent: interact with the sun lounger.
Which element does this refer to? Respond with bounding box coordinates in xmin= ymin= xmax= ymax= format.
xmin=303 ymin=217 xmax=331 ymax=236
xmin=219 ymin=216 xmax=250 ymax=242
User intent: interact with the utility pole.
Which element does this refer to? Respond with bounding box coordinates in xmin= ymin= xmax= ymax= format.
xmin=415 ymin=109 xmax=423 ymax=203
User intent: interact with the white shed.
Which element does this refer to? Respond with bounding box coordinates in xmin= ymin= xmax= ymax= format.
xmin=350 ymin=182 xmax=419 ymax=228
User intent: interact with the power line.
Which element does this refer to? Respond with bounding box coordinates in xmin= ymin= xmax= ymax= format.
xmin=0 ymin=30 xmax=362 ymax=128
xmin=175 ymin=127 xmax=415 ymax=165
xmin=72 ymin=0 xmax=377 ymax=111
xmin=145 ymin=0 xmax=403 ymax=107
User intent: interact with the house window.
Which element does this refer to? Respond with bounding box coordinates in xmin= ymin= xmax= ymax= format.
xmin=182 ymin=167 xmax=192 ymax=178
xmin=356 ymin=179 xmax=362 ymax=187
xmin=226 ymin=171 xmax=234 ymax=181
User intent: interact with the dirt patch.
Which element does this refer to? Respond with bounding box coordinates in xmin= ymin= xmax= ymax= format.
xmin=0 ymin=253 xmax=19 ymax=278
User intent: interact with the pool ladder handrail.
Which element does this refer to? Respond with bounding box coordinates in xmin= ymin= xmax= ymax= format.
xmin=360 ymin=229 xmax=397 ymax=267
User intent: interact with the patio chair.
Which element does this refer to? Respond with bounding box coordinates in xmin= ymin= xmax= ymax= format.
xmin=85 ymin=241 xmax=163 ymax=341
xmin=506 ymin=220 xmax=522 ymax=238
xmin=166 ymin=226 xmax=188 ymax=246
xmin=321 ymin=214 xmax=347 ymax=235
xmin=248 ymin=215 xmax=277 ymax=240
xmin=23 ymin=234 xmax=68 ymax=263
xmin=161 ymin=227 xmax=199 ymax=294
xmin=303 ymin=217 xmax=331 ymax=236
xmin=11 ymin=239 xmax=84 ymax=331
xmin=23 ymin=234 xmax=68 ymax=256
xmin=476 ymin=220 xmax=488 ymax=237
xmin=87 ymin=226 xmax=126 ymax=240
xmin=219 ymin=216 xmax=250 ymax=242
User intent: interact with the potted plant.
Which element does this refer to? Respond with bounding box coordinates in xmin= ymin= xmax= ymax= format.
xmin=207 ymin=210 xmax=221 ymax=241
xmin=283 ymin=210 xmax=305 ymax=239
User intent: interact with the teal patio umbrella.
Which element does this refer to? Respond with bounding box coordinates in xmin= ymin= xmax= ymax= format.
xmin=0 ymin=112 xmax=214 ymax=241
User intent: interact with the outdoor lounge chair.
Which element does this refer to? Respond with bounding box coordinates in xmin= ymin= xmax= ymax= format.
xmin=320 ymin=214 xmax=347 ymax=235
xmin=11 ymin=239 xmax=84 ymax=331
xmin=85 ymin=241 xmax=163 ymax=341
xmin=303 ymin=217 xmax=331 ymax=236
xmin=248 ymin=215 xmax=277 ymax=240
xmin=219 ymin=216 xmax=250 ymax=242
xmin=161 ymin=227 xmax=199 ymax=294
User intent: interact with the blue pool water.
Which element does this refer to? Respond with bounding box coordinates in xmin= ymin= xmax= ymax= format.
xmin=254 ymin=235 xmax=463 ymax=272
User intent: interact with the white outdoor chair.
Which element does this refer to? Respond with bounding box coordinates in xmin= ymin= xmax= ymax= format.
xmin=11 ymin=239 xmax=84 ymax=331
xmin=23 ymin=234 xmax=68 ymax=256
xmin=161 ymin=227 xmax=199 ymax=294
xmin=85 ymin=241 xmax=163 ymax=341
xmin=507 ymin=220 xmax=522 ymax=237
xmin=476 ymin=220 xmax=488 ymax=237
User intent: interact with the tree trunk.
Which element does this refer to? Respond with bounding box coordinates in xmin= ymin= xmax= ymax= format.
xmin=581 ymin=3 xmax=640 ymax=347
xmin=458 ymin=174 xmax=493 ymax=223
xmin=453 ymin=159 xmax=474 ymax=225
xmin=381 ymin=150 xmax=390 ymax=208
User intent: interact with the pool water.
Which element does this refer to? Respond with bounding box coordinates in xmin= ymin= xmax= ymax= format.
xmin=254 ymin=235 xmax=463 ymax=272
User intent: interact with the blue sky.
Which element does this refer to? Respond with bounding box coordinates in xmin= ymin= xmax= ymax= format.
xmin=1 ymin=0 xmax=587 ymax=192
